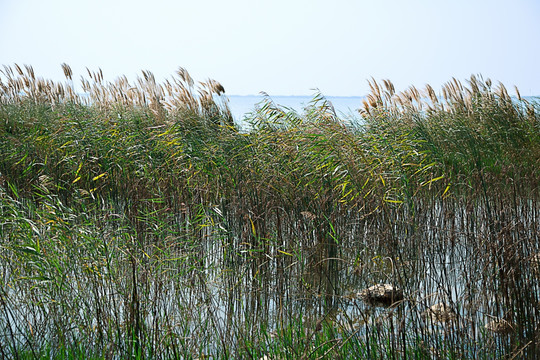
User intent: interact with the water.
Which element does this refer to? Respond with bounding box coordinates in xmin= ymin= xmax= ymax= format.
xmin=226 ymin=95 xmax=540 ymax=125
xmin=226 ymin=95 xmax=365 ymax=122
xmin=2 ymin=196 xmax=539 ymax=357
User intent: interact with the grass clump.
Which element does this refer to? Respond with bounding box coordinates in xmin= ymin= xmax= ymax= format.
xmin=1 ymin=64 xmax=539 ymax=358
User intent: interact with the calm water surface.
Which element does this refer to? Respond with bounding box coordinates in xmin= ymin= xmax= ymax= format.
xmin=227 ymin=95 xmax=365 ymax=123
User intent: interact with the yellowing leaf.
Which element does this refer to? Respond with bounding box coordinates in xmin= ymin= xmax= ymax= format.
xmin=442 ymin=184 xmax=451 ymax=197
xmin=384 ymin=199 xmax=403 ymax=204
xmin=422 ymin=175 xmax=445 ymax=186
xmin=278 ymin=250 xmax=293 ymax=256
xmin=92 ymin=173 xmax=107 ymax=181
xmin=249 ymin=217 xmax=256 ymax=237
xmin=75 ymin=163 xmax=83 ymax=176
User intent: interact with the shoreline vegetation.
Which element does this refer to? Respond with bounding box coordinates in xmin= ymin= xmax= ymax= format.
xmin=1 ymin=64 xmax=539 ymax=359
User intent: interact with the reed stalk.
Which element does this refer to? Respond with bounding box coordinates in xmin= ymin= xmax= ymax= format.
xmin=0 ymin=66 xmax=539 ymax=358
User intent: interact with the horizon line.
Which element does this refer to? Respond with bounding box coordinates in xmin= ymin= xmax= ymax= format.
xmin=225 ymin=94 xmax=367 ymax=98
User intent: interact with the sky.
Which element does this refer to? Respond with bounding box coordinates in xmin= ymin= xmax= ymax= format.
xmin=1 ymin=0 xmax=539 ymax=96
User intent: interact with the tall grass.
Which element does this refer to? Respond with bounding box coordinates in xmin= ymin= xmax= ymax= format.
xmin=1 ymin=64 xmax=539 ymax=358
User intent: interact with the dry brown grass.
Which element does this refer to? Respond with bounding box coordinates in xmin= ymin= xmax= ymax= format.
xmin=360 ymin=74 xmax=536 ymax=119
xmin=0 ymin=63 xmax=233 ymax=125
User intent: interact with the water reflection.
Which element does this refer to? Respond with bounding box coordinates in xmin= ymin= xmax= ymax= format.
xmin=1 ymin=197 xmax=539 ymax=357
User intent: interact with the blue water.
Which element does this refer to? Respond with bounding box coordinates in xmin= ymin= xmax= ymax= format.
xmin=226 ymin=95 xmax=364 ymax=122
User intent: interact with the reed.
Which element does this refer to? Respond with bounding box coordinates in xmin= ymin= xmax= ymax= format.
xmin=1 ymin=65 xmax=539 ymax=358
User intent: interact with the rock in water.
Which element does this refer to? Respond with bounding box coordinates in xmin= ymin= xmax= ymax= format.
xmin=485 ymin=318 xmax=513 ymax=334
xmin=358 ymin=284 xmax=403 ymax=307
xmin=530 ymin=253 xmax=540 ymax=272
xmin=423 ymin=303 xmax=456 ymax=323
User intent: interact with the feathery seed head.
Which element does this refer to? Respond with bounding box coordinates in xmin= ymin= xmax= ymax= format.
xmin=61 ymin=63 xmax=73 ymax=80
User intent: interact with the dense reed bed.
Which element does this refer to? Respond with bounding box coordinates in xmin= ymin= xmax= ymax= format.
xmin=0 ymin=64 xmax=539 ymax=359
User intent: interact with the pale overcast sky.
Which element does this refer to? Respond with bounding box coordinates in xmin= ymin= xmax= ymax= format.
xmin=1 ymin=0 xmax=539 ymax=96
